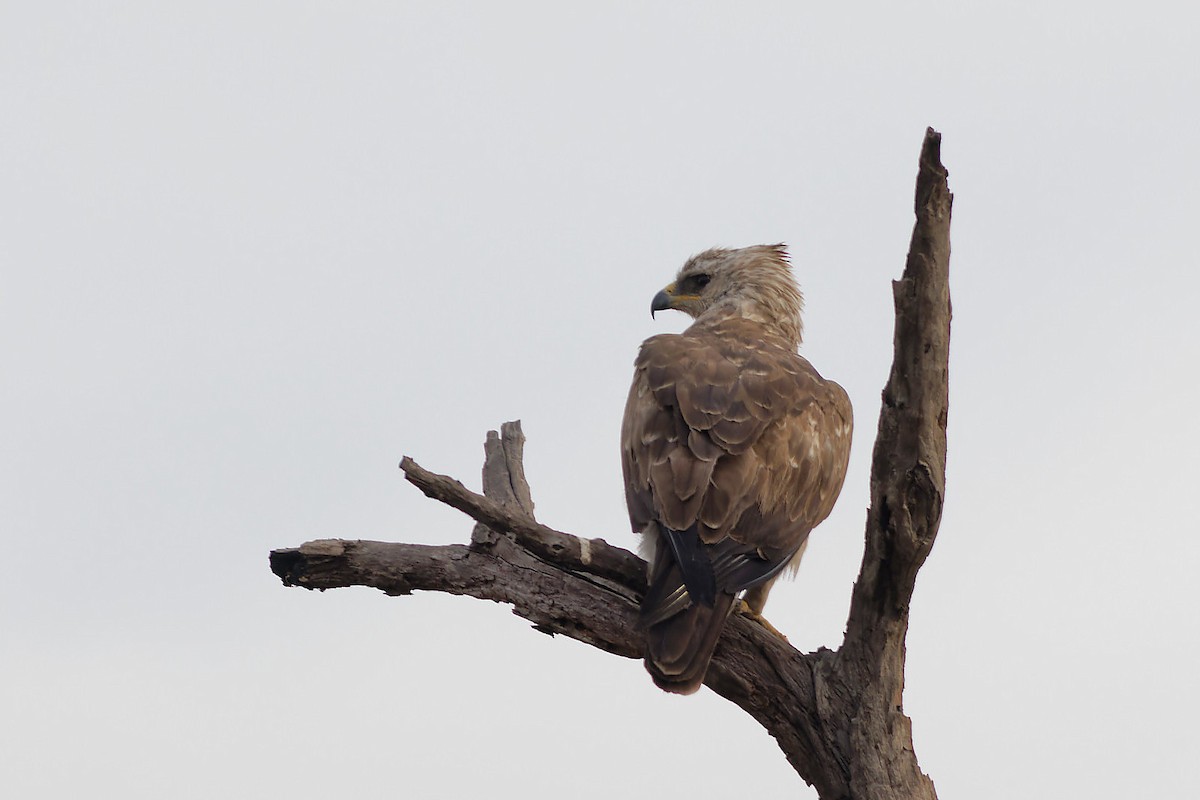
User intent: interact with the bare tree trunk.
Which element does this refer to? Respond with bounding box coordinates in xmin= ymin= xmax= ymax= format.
xmin=270 ymin=128 xmax=952 ymax=800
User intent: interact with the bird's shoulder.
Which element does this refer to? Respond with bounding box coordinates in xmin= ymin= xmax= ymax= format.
xmin=633 ymin=321 xmax=839 ymax=432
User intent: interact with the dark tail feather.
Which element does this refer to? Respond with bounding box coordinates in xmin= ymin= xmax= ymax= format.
xmin=643 ymin=590 xmax=737 ymax=695
xmin=638 ymin=553 xmax=693 ymax=630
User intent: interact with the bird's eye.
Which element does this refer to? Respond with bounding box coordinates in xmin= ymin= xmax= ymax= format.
xmin=691 ymin=274 xmax=711 ymax=290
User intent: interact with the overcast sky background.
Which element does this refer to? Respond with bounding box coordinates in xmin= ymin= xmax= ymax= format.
xmin=3 ymin=3 xmax=1198 ymax=798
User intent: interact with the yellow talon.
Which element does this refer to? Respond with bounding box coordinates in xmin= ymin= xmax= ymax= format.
xmin=737 ymin=600 xmax=791 ymax=643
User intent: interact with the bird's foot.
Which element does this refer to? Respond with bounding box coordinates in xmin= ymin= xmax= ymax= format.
xmin=737 ymin=601 xmax=790 ymax=643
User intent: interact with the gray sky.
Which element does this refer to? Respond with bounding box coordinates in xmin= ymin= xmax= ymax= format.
xmin=3 ymin=3 xmax=1197 ymax=798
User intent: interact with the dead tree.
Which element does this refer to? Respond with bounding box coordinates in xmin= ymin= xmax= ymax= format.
xmin=270 ymin=128 xmax=952 ymax=800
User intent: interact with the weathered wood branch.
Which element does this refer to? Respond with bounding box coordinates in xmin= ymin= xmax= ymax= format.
xmin=399 ymin=452 xmax=645 ymax=590
xmin=833 ymin=127 xmax=951 ymax=800
xmin=270 ymin=128 xmax=952 ymax=800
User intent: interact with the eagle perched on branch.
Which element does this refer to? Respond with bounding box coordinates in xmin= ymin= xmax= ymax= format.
xmin=621 ymin=245 xmax=853 ymax=694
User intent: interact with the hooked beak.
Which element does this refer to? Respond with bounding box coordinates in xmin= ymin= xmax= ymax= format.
xmin=650 ymin=289 xmax=673 ymax=319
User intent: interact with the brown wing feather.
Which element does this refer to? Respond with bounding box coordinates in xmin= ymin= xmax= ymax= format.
xmin=621 ymin=318 xmax=852 ymax=694
xmin=622 ymin=320 xmax=851 ymax=552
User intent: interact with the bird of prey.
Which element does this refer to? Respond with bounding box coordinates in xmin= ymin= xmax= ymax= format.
xmin=621 ymin=244 xmax=852 ymax=694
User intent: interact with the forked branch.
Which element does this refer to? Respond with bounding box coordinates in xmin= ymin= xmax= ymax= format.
xmin=270 ymin=128 xmax=952 ymax=800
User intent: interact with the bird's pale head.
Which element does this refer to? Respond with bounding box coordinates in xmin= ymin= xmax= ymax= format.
xmin=651 ymin=244 xmax=804 ymax=345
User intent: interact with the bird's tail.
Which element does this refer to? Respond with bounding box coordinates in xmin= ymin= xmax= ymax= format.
xmin=639 ymin=558 xmax=737 ymax=695
xmin=643 ymin=592 xmax=737 ymax=694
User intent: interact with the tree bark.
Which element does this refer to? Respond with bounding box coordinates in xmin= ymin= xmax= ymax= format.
xmin=270 ymin=128 xmax=952 ymax=799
